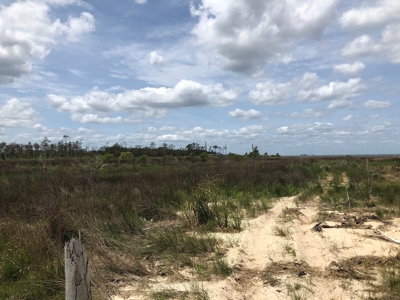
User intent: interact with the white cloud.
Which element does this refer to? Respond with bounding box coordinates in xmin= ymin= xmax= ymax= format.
xmin=71 ymin=113 xmax=126 ymax=124
xmin=0 ymin=98 xmax=39 ymax=126
xmin=327 ymin=100 xmax=353 ymax=110
xmin=342 ymin=115 xmax=353 ymax=121
xmin=340 ymin=0 xmax=400 ymax=65
xmin=248 ymin=81 xmax=292 ymax=105
xmin=364 ymin=100 xmax=391 ymax=109
xmin=148 ymin=126 xmax=157 ymax=132
xmin=236 ymin=125 xmax=265 ymax=135
xmin=276 ymin=122 xmax=334 ymax=137
xmin=333 ymin=61 xmax=365 ymax=77
xmin=249 ymin=73 xmax=365 ymax=106
xmin=298 ymin=78 xmax=365 ymax=102
xmin=134 ymin=0 xmax=147 ymax=4
xmin=286 ymin=109 xmax=324 ymax=119
xmin=63 ymin=12 xmax=95 ymax=42
xmin=33 ymin=123 xmax=48 ymax=131
xmin=370 ymin=125 xmax=385 ymax=132
xmin=160 ymin=126 xmax=175 ymax=131
xmin=340 ymin=0 xmax=400 ymax=30
xmin=341 ymin=35 xmax=379 ymax=58
xmin=0 ymin=1 xmax=95 ymax=84
xmin=48 ymin=80 xmax=238 ymax=123
xmin=228 ymin=108 xmax=262 ymax=120
xmin=298 ymin=72 xmax=320 ymax=90
xmin=191 ymin=0 xmax=339 ymax=73
xmin=110 ymin=74 xmax=129 ymax=79
xmin=68 ymin=69 xmax=86 ymax=78
xmin=78 ymin=127 xmax=92 ymax=133
xmin=148 ymin=51 xmax=165 ymax=67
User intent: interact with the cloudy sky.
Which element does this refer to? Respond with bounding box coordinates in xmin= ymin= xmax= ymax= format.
xmin=1 ymin=0 xmax=399 ymax=155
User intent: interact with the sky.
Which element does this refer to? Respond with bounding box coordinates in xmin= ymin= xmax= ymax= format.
xmin=0 ymin=0 xmax=399 ymax=155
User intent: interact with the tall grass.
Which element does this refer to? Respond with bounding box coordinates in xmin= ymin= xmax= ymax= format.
xmin=0 ymin=156 xmax=331 ymax=298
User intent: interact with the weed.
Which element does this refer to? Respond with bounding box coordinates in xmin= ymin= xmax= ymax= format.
xmin=151 ymin=289 xmax=188 ymax=300
xmin=212 ymin=258 xmax=232 ymax=277
xmin=273 ymin=225 xmax=291 ymax=238
xmin=190 ymin=282 xmax=210 ymax=300
xmin=140 ymin=228 xmax=217 ymax=266
xmin=286 ymin=282 xmax=306 ymax=300
xmin=282 ymin=242 xmax=296 ymax=258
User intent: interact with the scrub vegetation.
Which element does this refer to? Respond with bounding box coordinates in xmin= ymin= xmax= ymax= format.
xmin=0 ymin=151 xmax=399 ymax=299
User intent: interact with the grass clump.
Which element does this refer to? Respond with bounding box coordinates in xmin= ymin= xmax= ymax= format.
xmin=273 ymin=225 xmax=291 ymax=238
xmin=211 ymin=258 xmax=232 ymax=277
xmin=140 ymin=228 xmax=217 ymax=267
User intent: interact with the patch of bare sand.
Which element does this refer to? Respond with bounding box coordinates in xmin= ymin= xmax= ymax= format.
xmin=112 ymin=196 xmax=400 ymax=300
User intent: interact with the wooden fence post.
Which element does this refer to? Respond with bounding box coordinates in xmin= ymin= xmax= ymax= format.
xmin=65 ymin=238 xmax=92 ymax=300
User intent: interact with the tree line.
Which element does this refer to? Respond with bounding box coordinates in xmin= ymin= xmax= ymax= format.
xmin=0 ymin=137 xmax=230 ymax=160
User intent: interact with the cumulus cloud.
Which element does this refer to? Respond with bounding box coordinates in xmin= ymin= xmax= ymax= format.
xmin=33 ymin=123 xmax=48 ymax=131
xmin=160 ymin=126 xmax=175 ymax=131
xmin=327 ymin=100 xmax=353 ymax=110
xmin=228 ymin=109 xmax=262 ymax=120
xmin=340 ymin=1 xmax=400 ymax=64
xmin=148 ymin=51 xmax=165 ymax=67
xmin=71 ymin=114 xmax=126 ymax=124
xmin=286 ymin=109 xmax=324 ymax=119
xmin=333 ymin=61 xmax=365 ymax=77
xmin=0 ymin=1 xmax=95 ymax=84
xmin=297 ymin=78 xmax=365 ymax=102
xmin=0 ymin=98 xmax=39 ymax=126
xmin=78 ymin=127 xmax=92 ymax=133
xmin=277 ymin=122 xmax=334 ymax=137
xmin=364 ymin=100 xmax=391 ymax=109
xmin=248 ymin=81 xmax=292 ymax=105
xmin=249 ymin=73 xmax=365 ymax=105
xmin=191 ymin=0 xmax=339 ymax=74
xmin=341 ymin=35 xmax=379 ymax=58
xmin=340 ymin=0 xmax=400 ymax=30
xmin=48 ymin=80 xmax=238 ymax=123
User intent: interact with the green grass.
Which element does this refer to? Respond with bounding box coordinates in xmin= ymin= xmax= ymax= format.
xmin=3 ymin=156 xmax=398 ymax=298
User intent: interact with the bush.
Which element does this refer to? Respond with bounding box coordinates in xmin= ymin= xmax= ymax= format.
xmin=102 ymin=153 xmax=114 ymax=163
xmin=119 ymin=151 xmax=135 ymax=163
xmin=137 ymin=155 xmax=149 ymax=166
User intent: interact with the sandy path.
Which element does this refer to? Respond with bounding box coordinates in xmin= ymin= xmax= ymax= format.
xmin=113 ymin=196 xmax=400 ymax=300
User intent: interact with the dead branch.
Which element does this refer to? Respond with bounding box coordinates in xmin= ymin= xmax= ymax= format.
xmin=355 ymin=182 xmax=367 ymax=199
xmin=373 ymin=229 xmax=400 ymax=244
xmin=346 ymin=186 xmax=351 ymax=209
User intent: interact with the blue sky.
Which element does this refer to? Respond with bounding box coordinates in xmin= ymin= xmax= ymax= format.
xmin=0 ymin=0 xmax=399 ymax=155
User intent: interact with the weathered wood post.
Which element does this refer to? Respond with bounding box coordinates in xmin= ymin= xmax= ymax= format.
xmin=65 ymin=237 xmax=92 ymax=300
xmin=366 ymin=158 xmax=372 ymax=199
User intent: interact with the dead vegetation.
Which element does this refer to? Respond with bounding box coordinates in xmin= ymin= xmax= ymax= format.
xmin=1 ymin=156 xmax=400 ymax=299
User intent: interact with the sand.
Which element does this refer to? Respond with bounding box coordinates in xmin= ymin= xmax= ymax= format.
xmin=112 ymin=196 xmax=400 ymax=300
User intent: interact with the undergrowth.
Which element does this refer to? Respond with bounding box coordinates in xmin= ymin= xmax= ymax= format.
xmin=1 ymin=156 xmax=398 ymax=298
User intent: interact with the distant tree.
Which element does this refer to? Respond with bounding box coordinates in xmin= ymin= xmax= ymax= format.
xmin=251 ymin=145 xmax=259 ymax=157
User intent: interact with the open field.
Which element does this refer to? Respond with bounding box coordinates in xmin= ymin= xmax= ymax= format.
xmin=1 ymin=156 xmax=400 ymax=299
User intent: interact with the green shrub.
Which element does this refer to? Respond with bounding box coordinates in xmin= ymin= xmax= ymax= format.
xmin=101 ymin=153 xmax=114 ymax=163
xmin=119 ymin=151 xmax=135 ymax=163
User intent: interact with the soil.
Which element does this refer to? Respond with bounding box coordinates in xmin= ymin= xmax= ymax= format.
xmin=112 ymin=196 xmax=400 ymax=300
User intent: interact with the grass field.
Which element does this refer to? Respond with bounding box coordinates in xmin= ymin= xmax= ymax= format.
xmin=0 ymin=155 xmax=399 ymax=299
